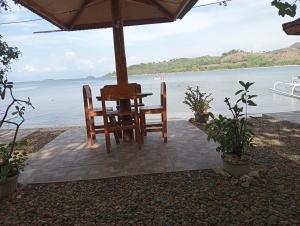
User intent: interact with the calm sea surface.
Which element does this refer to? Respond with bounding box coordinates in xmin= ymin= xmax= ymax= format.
xmin=7 ymin=66 xmax=300 ymax=128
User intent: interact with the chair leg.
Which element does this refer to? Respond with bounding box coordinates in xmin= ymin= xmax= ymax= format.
xmin=88 ymin=129 xmax=94 ymax=146
xmin=113 ymin=131 xmax=120 ymax=144
xmin=109 ymin=116 xmax=120 ymax=144
xmin=90 ymin=117 xmax=96 ymax=141
xmin=135 ymin=116 xmax=142 ymax=149
xmin=161 ymin=113 xmax=164 ymax=138
xmin=142 ymin=113 xmax=147 ymax=136
xmin=85 ymin=118 xmax=93 ymax=146
xmin=140 ymin=113 xmax=144 ymax=144
xmin=104 ymin=130 xmax=111 ymax=153
xmin=87 ymin=132 xmax=93 ymax=146
xmin=162 ymin=112 xmax=167 ymax=143
xmin=117 ymin=116 xmax=122 ymax=139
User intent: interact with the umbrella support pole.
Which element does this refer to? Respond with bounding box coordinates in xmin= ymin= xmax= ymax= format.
xmin=111 ymin=0 xmax=133 ymax=142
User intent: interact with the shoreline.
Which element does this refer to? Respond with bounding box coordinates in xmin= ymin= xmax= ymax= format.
xmin=14 ymin=65 xmax=300 ymax=83
xmin=12 ymin=111 xmax=298 ymax=129
xmin=107 ymin=64 xmax=300 ymax=78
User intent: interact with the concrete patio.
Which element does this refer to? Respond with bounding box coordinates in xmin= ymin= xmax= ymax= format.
xmin=19 ymin=120 xmax=221 ymax=184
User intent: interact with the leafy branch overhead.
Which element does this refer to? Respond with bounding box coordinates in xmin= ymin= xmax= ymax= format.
xmin=272 ymin=0 xmax=298 ymax=17
xmin=0 ymin=0 xmax=18 ymax=12
xmin=0 ymin=35 xmax=21 ymax=78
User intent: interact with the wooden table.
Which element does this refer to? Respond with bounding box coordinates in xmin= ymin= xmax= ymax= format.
xmin=96 ymin=92 xmax=152 ymax=101
xmin=136 ymin=92 xmax=153 ymax=98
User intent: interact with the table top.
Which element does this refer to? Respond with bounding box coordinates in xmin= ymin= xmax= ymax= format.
xmin=96 ymin=92 xmax=152 ymax=101
xmin=136 ymin=92 xmax=153 ymax=98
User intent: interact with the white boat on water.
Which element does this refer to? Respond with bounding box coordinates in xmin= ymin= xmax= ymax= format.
xmin=270 ymin=76 xmax=300 ymax=98
xmin=153 ymin=74 xmax=165 ymax=80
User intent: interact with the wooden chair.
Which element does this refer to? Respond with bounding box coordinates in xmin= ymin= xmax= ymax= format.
xmin=101 ymin=84 xmax=142 ymax=153
xmin=83 ymin=85 xmax=119 ymax=146
xmin=139 ymin=82 xmax=167 ymax=143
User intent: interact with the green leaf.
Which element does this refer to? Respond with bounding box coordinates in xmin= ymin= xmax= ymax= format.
xmin=239 ymin=81 xmax=246 ymax=87
xmin=1 ymin=89 xmax=5 ymax=100
xmin=247 ymin=100 xmax=257 ymax=106
xmin=248 ymin=95 xmax=257 ymax=98
xmin=235 ymin=90 xmax=243 ymax=95
xmin=208 ymin=112 xmax=215 ymax=119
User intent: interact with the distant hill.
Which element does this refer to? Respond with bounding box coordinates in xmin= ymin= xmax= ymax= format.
xmin=105 ymin=43 xmax=300 ymax=76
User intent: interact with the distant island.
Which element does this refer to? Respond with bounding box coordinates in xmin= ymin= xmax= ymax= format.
xmin=105 ymin=42 xmax=300 ymax=77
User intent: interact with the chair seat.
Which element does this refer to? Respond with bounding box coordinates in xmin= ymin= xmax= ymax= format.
xmin=140 ymin=105 xmax=163 ymax=114
xmin=109 ymin=110 xmax=140 ymax=116
xmin=136 ymin=103 xmax=145 ymax=107
xmin=90 ymin=107 xmax=113 ymax=116
xmin=94 ymin=107 xmax=113 ymax=112
xmin=116 ymin=103 xmax=144 ymax=110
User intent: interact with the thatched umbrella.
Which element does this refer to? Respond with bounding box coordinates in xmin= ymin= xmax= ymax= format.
xmin=17 ymin=0 xmax=197 ymax=140
xmin=283 ymin=18 xmax=300 ymax=35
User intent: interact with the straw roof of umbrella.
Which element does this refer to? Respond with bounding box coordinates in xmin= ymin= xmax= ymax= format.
xmin=283 ymin=18 xmax=300 ymax=35
xmin=17 ymin=0 xmax=198 ymax=31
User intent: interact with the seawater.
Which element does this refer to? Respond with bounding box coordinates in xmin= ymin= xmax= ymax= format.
xmin=7 ymin=66 xmax=300 ymax=128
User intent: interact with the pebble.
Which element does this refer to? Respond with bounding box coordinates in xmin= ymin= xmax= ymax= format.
xmin=268 ymin=215 xmax=278 ymax=225
xmin=230 ymin=178 xmax=239 ymax=185
xmin=213 ymin=168 xmax=231 ymax=177
xmin=16 ymin=194 xmax=22 ymax=199
xmin=248 ymin=170 xmax=260 ymax=178
xmin=241 ymin=181 xmax=250 ymax=188
xmin=240 ymin=175 xmax=252 ymax=182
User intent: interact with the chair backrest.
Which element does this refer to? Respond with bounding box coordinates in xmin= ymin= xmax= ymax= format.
xmin=115 ymin=83 xmax=142 ymax=107
xmin=83 ymin=85 xmax=93 ymax=112
xmin=101 ymin=84 xmax=139 ymax=101
xmin=160 ymin=82 xmax=167 ymax=109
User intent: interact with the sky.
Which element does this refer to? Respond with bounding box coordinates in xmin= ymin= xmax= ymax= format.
xmin=0 ymin=0 xmax=299 ymax=82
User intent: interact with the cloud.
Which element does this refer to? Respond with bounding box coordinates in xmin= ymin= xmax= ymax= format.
xmin=64 ymin=51 xmax=76 ymax=57
xmin=23 ymin=65 xmax=52 ymax=73
xmin=124 ymin=12 xmax=215 ymax=44
xmin=24 ymin=65 xmax=37 ymax=72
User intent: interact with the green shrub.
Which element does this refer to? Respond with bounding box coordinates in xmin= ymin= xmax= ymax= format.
xmin=206 ymin=81 xmax=257 ymax=157
xmin=183 ymin=86 xmax=213 ymax=119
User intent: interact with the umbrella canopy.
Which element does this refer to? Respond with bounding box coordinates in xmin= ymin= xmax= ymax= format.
xmin=283 ymin=18 xmax=300 ymax=35
xmin=18 ymin=0 xmax=197 ymax=31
